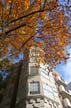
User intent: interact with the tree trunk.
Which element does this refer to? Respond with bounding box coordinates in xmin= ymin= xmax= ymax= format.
xmin=9 ymin=61 xmax=23 ymax=108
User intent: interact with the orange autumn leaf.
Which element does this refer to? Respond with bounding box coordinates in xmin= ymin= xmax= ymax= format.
xmin=0 ymin=0 xmax=71 ymax=67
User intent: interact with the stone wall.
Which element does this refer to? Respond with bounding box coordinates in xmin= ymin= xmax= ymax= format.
xmin=26 ymin=97 xmax=59 ymax=108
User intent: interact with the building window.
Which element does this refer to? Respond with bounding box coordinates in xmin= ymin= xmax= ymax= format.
xmin=30 ymin=81 xmax=40 ymax=94
xmin=30 ymin=48 xmax=36 ymax=55
xmin=30 ymin=66 xmax=38 ymax=74
xmin=30 ymin=57 xmax=36 ymax=63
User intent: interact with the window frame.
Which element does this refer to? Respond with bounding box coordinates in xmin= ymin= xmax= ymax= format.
xmin=30 ymin=66 xmax=38 ymax=75
xmin=30 ymin=81 xmax=40 ymax=94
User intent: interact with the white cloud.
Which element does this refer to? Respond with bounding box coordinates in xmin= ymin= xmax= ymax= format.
xmin=64 ymin=62 xmax=71 ymax=82
xmin=55 ymin=45 xmax=71 ymax=83
xmin=65 ymin=54 xmax=71 ymax=83
xmin=55 ymin=57 xmax=71 ymax=83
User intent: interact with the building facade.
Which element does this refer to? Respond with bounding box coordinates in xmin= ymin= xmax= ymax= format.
xmin=0 ymin=46 xmax=71 ymax=108
xmin=25 ymin=46 xmax=71 ymax=108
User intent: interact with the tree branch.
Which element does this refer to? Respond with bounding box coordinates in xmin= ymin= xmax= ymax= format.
xmin=5 ymin=23 xmax=26 ymax=35
xmin=0 ymin=34 xmax=34 ymax=62
xmin=7 ymin=0 xmax=13 ymax=20
xmin=7 ymin=6 xmax=57 ymax=26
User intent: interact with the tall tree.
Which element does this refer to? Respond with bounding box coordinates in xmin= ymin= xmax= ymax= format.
xmin=0 ymin=0 xmax=71 ymax=108
xmin=0 ymin=0 xmax=70 ymax=65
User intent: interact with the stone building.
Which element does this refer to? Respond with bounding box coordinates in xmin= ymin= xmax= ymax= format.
xmin=24 ymin=46 xmax=71 ymax=108
xmin=0 ymin=46 xmax=71 ymax=108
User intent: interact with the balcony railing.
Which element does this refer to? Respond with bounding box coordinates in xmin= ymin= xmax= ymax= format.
xmin=56 ymin=76 xmax=67 ymax=87
xmin=59 ymin=85 xmax=71 ymax=101
xmin=63 ymin=98 xmax=71 ymax=108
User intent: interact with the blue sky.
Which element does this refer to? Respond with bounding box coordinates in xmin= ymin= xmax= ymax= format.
xmin=55 ymin=62 xmax=71 ymax=83
xmin=54 ymin=0 xmax=71 ymax=83
xmin=8 ymin=52 xmax=24 ymax=64
xmin=55 ymin=45 xmax=71 ymax=83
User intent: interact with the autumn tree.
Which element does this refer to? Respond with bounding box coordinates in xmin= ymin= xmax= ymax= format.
xmin=0 ymin=0 xmax=70 ymax=65
xmin=0 ymin=0 xmax=71 ymax=108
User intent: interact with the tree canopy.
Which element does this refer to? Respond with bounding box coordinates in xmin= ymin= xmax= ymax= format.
xmin=0 ymin=0 xmax=71 ymax=107
xmin=0 ymin=0 xmax=71 ymax=67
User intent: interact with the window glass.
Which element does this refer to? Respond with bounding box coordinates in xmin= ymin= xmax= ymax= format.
xmin=43 ymin=82 xmax=59 ymax=100
xmin=30 ymin=57 xmax=36 ymax=62
xmin=40 ymin=68 xmax=48 ymax=75
xmin=43 ymin=83 xmax=53 ymax=93
xmin=44 ymin=89 xmax=54 ymax=100
xmin=31 ymin=51 xmax=40 ymax=57
xmin=30 ymin=81 xmax=40 ymax=94
xmin=31 ymin=48 xmax=36 ymax=53
xmin=30 ymin=66 xmax=38 ymax=74
xmin=40 ymin=72 xmax=49 ymax=79
xmin=39 ymin=68 xmax=49 ymax=79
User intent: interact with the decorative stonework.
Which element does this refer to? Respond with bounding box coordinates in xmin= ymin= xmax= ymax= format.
xmin=26 ymin=97 xmax=59 ymax=108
